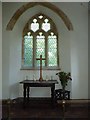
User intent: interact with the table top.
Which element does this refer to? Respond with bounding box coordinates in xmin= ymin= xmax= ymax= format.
xmin=20 ymin=80 xmax=58 ymax=84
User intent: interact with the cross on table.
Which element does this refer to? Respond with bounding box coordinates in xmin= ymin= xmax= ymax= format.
xmin=36 ymin=55 xmax=46 ymax=81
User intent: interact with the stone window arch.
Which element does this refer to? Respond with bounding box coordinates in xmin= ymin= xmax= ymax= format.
xmin=6 ymin=2 xmax=73 ymax=31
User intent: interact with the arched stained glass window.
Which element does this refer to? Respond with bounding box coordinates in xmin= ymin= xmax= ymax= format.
xmin=22 ymin=13 xmax=59 ymax=69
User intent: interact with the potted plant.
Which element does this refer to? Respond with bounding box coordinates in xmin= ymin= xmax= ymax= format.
xmin=56 ymin=71 xmax=72 ymax=99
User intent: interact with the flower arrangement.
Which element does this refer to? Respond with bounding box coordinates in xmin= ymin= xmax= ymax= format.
xmin=56 ymin=71 xmax=72 ymax=90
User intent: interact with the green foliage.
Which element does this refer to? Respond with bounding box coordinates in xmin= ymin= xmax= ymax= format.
xmin=56 ymin=71 xmax=72 ymax=88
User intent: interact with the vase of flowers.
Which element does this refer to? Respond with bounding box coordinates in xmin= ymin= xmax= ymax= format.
xmin=56 ymin=71 xmax=72 ymax=99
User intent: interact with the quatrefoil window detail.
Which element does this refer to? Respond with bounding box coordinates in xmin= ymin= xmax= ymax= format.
xmin=31 ymin=19 xmax=39 ymax=32
xmin=42 ymin=19 xmax=50 ymax=32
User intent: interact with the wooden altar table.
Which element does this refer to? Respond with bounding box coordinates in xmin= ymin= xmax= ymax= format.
xmin=20 ymin=80 xmax=58 ymax=107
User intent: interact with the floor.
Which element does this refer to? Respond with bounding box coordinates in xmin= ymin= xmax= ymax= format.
xmin=1 ymin=98 xmax=90 ymax=120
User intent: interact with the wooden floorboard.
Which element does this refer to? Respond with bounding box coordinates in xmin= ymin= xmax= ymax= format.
xmin=1 ymin=98 xmax=90 ymax=120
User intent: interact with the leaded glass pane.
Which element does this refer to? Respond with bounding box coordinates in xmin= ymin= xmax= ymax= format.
xmin=42 ymin=19 xmax=50 ymax=32
xmin=48 ymin=33 xmax=57 ymax=66
xmin=48 ymin=48 xmax=57 ymax=66
xmin=24 ymin=34 xmax=33 ymax=66
xmin=36 ymin=60 xmax=45 ymax=67
xmin=36 ymin=33 xmax=45 ymax=66
xmin=31 ymin=19 xmax=39 ymax=32
xmin=38 ymin=15 xmax=43 ymax=19
xmin=48 ymin=38 xmax=57 ymax=48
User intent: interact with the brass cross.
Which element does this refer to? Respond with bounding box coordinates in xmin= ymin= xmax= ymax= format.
xmin=36 ymin=55 xmax=46 ymax=81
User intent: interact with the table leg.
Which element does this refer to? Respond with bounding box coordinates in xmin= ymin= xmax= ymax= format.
xmin=23 ymin=84 xmax=26 ymax=108
xmin=27 ymin=86 xmax=29 ymax=102
xmin=51 ymin=84 xmax=55 ymax=104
